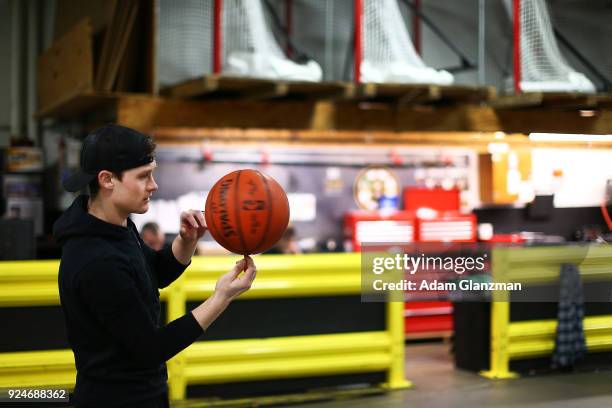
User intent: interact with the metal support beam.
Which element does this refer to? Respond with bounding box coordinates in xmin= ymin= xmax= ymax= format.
xmin=402 ymin=0 xmax=475 ymax=73
xmin=353 ymin=0 xmax=363 ymax=83
xmin=10 ymin=0 xmax=23 ymax=140
xmin=513 ymin=0 xmax=521 ymax=93
xmin=27 ymin=0 xmax=39 ymax=144
xmin=478 ymin=0 xmax=486 ymax=86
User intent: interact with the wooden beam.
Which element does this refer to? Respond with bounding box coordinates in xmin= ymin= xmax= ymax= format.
xmin=359 ymin=84 xmax=494 ymax=105
xmin=35 ymin=92 xmax=612 ymax=135
xmin=439 ymin=85 xmax=496 ymax=104
xmin=360 ymin=83 xmax=439 ymax=104
xmin=164 ymin=75 xmax=355 ymax=101
xmin=116 ymin=95 xmax=612 ymax=134
xmin=162 ymin=75 xmax=282 ymax=99
xmin=150 ymin=128 xmax=612 ymax=150
xmin=595 ymin=94 xmax=612 ymax=109
xmin=117 ymin=95 xmax=320 ymax=131
xmin=493 ymin=92 xmax=600 ymax=109
xmin=491 ymin=108 xmax=612 ymax=134
xmin=151 ymin=128 xmax=510 ymax=148
xmin=275 ymin=81 xmax=356 ymax=100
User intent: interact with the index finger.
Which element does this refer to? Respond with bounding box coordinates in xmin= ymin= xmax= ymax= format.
xmin=180 ymin=211 xmax=198 ymax=227
xmin=190 ymin=210 xmax=206 ymax=227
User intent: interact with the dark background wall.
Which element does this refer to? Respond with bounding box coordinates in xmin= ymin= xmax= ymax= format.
xmin=474 ymin=205 xmax=609 ymax=241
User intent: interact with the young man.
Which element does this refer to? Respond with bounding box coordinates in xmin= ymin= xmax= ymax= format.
xmin=54 ymin=124 xmax=256 ymax=408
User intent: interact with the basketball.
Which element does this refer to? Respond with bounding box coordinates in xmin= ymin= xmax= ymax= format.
xmin=205 ymin=169 xmax=290 ymax=255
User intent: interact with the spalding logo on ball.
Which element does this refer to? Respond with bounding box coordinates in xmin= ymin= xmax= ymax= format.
xmin=205 ymin=169 xmax=290 ymax=255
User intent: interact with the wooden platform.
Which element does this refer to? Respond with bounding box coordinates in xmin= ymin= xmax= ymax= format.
xmin=162 ymin=75 xmax=495 ymax=105
xmin=493 ymin=92 xmax=612 ymax=109
xmin=162 ymin=75 xmax=355 ymax=100
xmin=359 ymin=83 xmax=495 ymax=105
xmin=35 ymin=90 xmax=612 ymax=135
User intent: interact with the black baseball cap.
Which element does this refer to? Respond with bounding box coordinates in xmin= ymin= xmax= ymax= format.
xmin=62 ymin=124 xmax=155 ymax=192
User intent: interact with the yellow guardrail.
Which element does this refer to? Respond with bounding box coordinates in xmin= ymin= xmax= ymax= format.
xmin=481 ymin=245 xmax=612 ymax=379
xmin=0 ymin=253 xmax=412 ymax=399
xmin=0 ymin=349 xmax=75 ymax=389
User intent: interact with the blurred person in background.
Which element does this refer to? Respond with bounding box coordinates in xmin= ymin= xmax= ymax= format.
xmin=140 ymin=221 xmax=166 ymax=251
xmin=265 ymin=225 xmax=301 ymax=254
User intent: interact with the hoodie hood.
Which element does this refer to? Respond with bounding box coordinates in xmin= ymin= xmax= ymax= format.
xmin=53 ymin=195 xmax=133 ymax=246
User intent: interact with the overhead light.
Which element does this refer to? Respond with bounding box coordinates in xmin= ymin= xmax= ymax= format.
xmin=487 ymin=142 xmax=510 ymax=154
xmin=579 ymin=110 xmax=597 ymax=117
xmin=529 ymin=133 xmax=612 ymax=143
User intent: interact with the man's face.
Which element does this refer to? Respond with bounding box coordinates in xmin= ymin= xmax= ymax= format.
xmin=111 ymin=161 xmax=158 ymax=215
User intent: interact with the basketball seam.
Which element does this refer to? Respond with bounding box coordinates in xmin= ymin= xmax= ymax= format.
xmin=234 ymin=170 xmax=248 ymax=255
xmin=253 ymin=170 xmax=273 ymax=253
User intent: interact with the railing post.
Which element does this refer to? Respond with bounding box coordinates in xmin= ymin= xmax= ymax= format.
xmin=167 ymin=276 xmax=188 ymax=400
xmin=481 ymin=248 xmax=518 ymax=379
xmin=384 ymin=300 xmax=413 ymax=389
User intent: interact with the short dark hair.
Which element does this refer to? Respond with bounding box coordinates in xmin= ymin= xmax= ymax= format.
xmin=88 ymin=135 xmax=156 ymax=199
xmin=141 ymin=222 xmax=161 ymax=235
xmin=283 ymin=226 xmax=296 ymax=240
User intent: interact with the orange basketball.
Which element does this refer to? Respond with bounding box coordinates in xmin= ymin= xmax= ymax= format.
xmin=205 ymin=169 xmax=290 ymax=255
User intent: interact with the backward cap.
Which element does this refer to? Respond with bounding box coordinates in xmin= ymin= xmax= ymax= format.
xmin=62 ymin=124 xmax=155 ymax=192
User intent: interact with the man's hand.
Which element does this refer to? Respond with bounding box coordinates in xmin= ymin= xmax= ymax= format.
xmin=214 ymin=256 xmax=257 ymax=302
xmin=172 ymin=210 xmax=207 ymax=265
xmin=179 ymin=210 xmax=207 ymax=245
xmin=190 ymin=257 xmax=257 ymax=330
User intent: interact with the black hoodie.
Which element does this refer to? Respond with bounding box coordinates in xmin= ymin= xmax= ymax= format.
xmin=54 ymin=195 xmax=203 ymax=407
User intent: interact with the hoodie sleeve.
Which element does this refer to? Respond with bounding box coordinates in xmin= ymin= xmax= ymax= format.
xmin=140 ymin=241 xmax=190 ymax=289
xmin=77 ymin=256 xmax=203 ymax=366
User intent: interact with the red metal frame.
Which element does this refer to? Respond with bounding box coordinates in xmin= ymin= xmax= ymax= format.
xmin=353 ymin=0 xmax=363 ymax=83
xmin=513 ymin=0 xmax=521 ymax=92
xmin=213 ymin=0 xmax=223 ymax=74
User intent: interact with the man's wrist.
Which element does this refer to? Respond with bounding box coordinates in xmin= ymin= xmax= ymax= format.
xmin=172 ymin=235 xmax=197 ymax=266
xmin=211 ymin=290 xmax=232 ymax=307
xmin=177 ymin=234 xmax=198 ymax=249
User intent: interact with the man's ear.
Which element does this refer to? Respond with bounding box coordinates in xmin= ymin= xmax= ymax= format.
xmin=98 ymin=170 xmax=114 ymax=190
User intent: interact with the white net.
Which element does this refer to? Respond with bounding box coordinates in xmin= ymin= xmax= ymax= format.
xmin=157 ymin=0 xmax=322 ymax=86
xmin=222 ymin=0 xmax=321 ymax=80
xmin=158 ymin=0 xmax=212 ymax=87
xmin=504 ymin=0 xmax=595 ymax=92
xmin=290 ymin=0 xmax=354 ymax=81
xmin=361 ymin=0 xmax=453 ymax=84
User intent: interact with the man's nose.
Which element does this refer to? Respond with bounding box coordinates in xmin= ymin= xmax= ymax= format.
xmin=149 ymin=177 xmax=158 ymax=192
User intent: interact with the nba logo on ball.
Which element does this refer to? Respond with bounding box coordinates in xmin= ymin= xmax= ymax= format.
xmin=205 ymin=169 xmax=290 ymax=255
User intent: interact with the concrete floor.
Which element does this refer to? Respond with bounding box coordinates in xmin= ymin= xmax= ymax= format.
xmin=291 ymin=342 xmax=612 ymax=408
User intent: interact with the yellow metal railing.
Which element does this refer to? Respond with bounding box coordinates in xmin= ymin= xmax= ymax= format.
xmin=0 ymin=253 xmax=412 ymax=399
xmin=481 ymin=245 xmax=612 ymax=379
